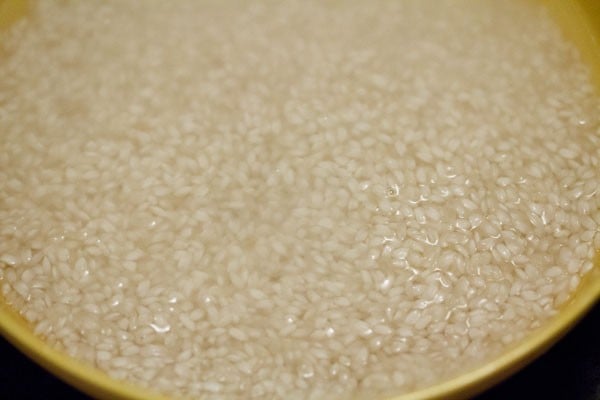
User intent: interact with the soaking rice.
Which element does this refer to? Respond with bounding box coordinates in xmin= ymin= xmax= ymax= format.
xmin=0 ymin=1 xmax=599 ymax=399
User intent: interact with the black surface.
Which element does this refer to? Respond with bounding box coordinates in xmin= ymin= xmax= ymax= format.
xmin=0 ymin=304 xmax=598 ymax=400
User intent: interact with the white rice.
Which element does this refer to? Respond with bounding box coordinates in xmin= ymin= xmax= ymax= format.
xmin=0 ymin=0 xmax=599 ymax=399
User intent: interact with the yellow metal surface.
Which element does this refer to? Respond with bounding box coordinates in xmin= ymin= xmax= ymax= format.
xmin=0 ymin=0 xmax=26 ymax=31
xmin=544 ymin=0 xmax=600 ymax=88
xmin=0 ymin=0 xmax=598 ymax=399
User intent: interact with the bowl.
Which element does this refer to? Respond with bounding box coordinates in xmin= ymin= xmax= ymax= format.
xmin=1 ymin=0 xmax=599 ymax=399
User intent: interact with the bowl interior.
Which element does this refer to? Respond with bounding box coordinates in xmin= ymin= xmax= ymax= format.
xmin=0 ymin=0 xmax=599 ymax=399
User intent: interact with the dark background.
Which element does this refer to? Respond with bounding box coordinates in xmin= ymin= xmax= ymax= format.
xmin=1 ymin=304 xmax=598 ymax=400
